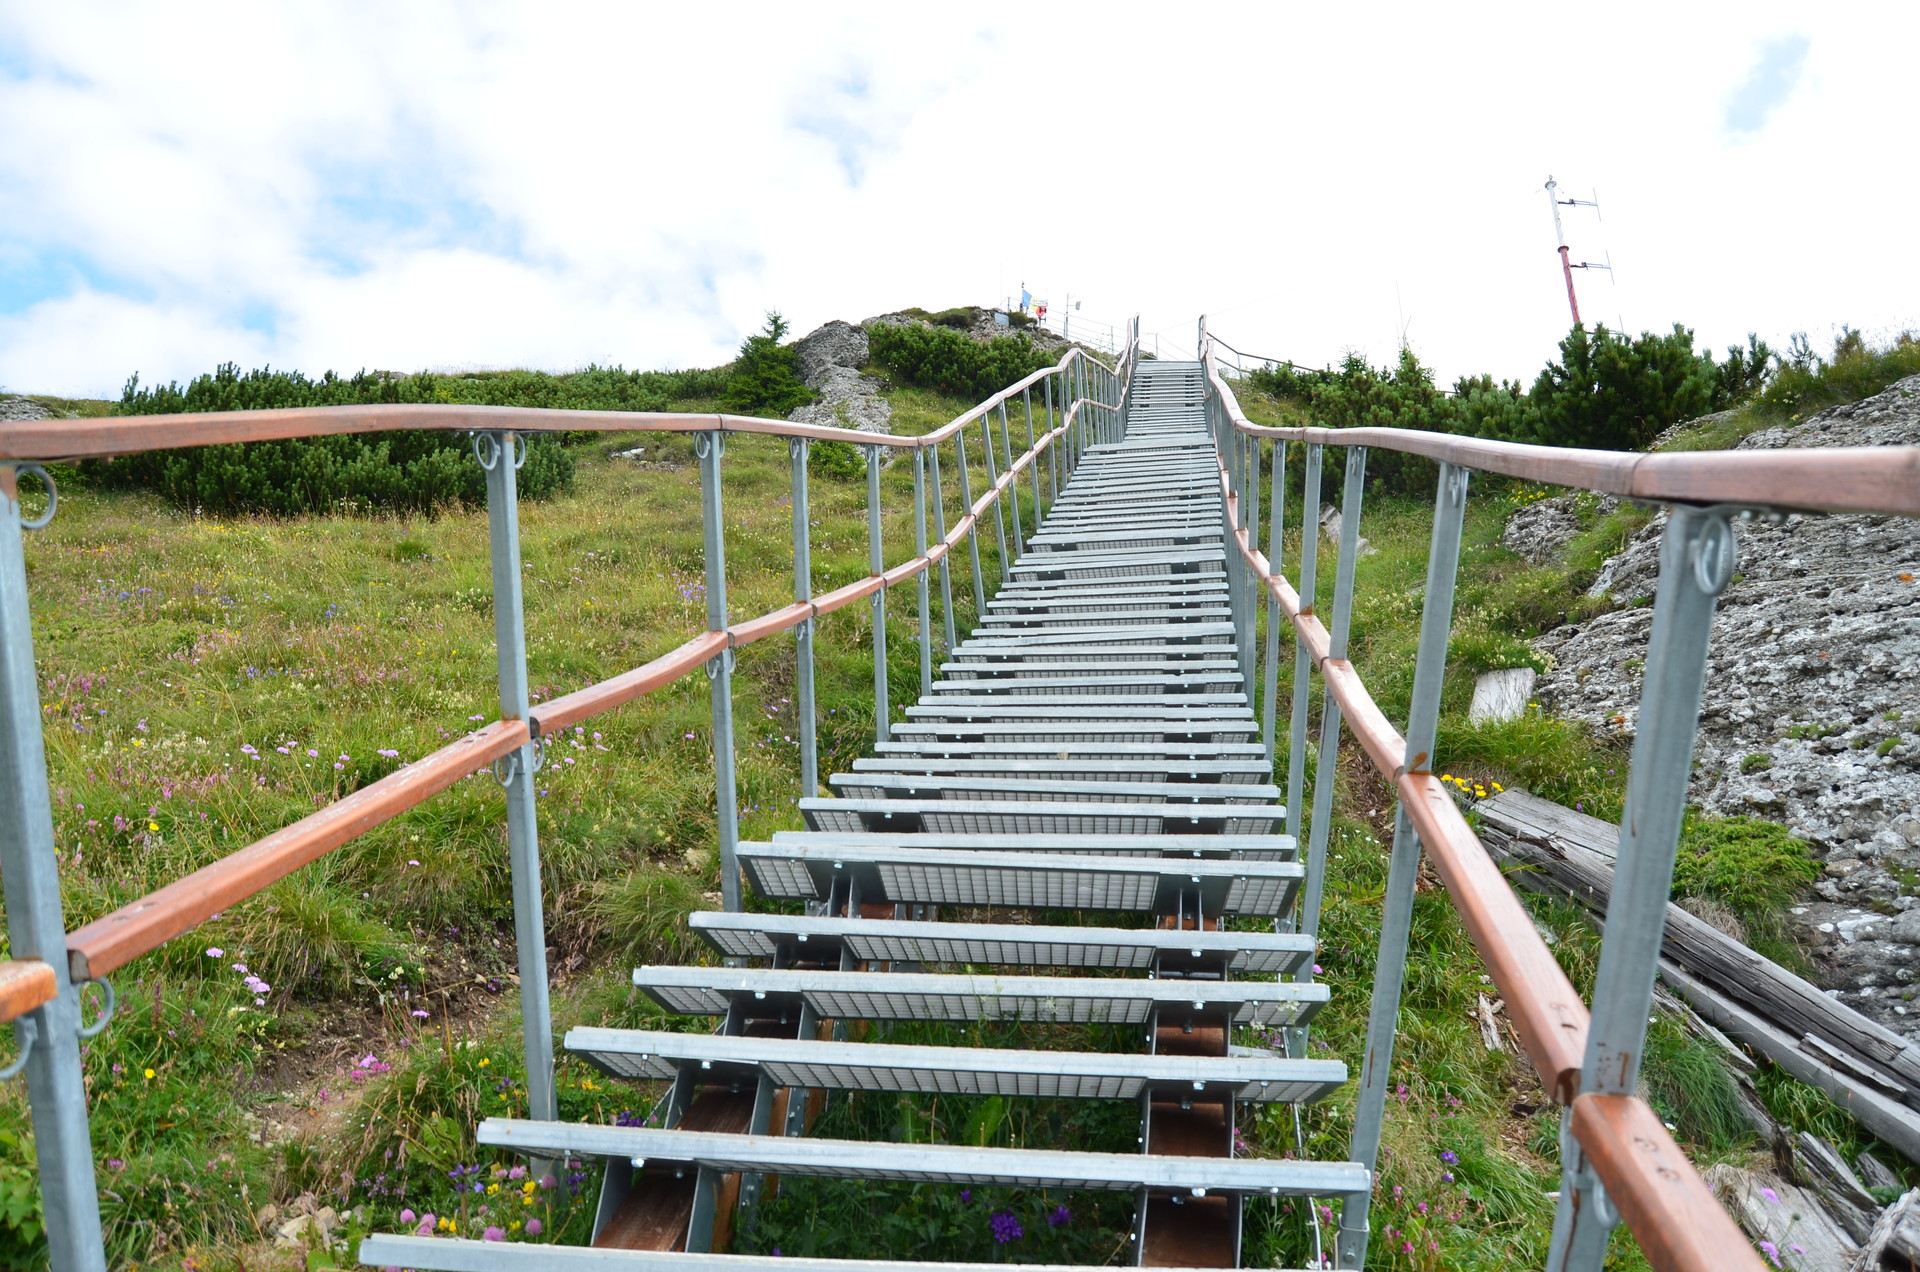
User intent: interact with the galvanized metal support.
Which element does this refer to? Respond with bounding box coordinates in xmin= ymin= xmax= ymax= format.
xmin=1000 ymin=403 xmax=1024 ymax=553
xmin=1548 ymin=504 xmax=1741 ymax=1272
xmin=1338 ymin=462 xmax=1470 ymax=1269
xmin=1261 ymin=441 xmax=1287 ymax=760
xmin=1299 ymin=446 xmax=1367 ymax=943
xmin=789 ymin=439 xmax=818 ymax=799
xmin=1023 ymin=387 xmax=1043 ymax=521
xmin=1284 ymin=443 xmax=1324 ymax=845
xmin=478 ymin=432 xmax=559 ymax=1128
xmin=696 ymin=432 xmax=743 ymax=913
xmin=912 ymin=449 xmax=933 ymax=699
xmin=1044 ymin=377 xmax=1060 ymax=501
xmin=955 ymin=427 xmax=987 ymax=621
xmin=866 ymin=445 xmax=889 ymax=745
xmin=0 ymin=466 xmax=107 ymax=1272
xmin=979 ymin=415 xmax=1010 ymax=591
xmin=928 ymin=442 xmax=958 ymax=653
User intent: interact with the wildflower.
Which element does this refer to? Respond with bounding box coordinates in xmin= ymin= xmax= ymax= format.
xmin=412 ymin=1009 xmax=430 ymax=1019
xmin=525 ymin=1218 xmax=542 ymax=1236
xmin=399 ymin=1209 xmax=416 ymax=1224
xmin=1759 ymin=1187 xmax=1779 ymax=1204
xmin=147 ymin=821 xmax=158 ymax=831
xmin=276 ymin=745 xmax=290 ymax=754
xmin=143 ymin=1068 xmax=155 ymax=1080
xmin=469 ymin=714 xmax=485 ymax=722
xmin=1047 ymin=1204 xmax=1071 ymax=1227
xmin=416 ymin=1214 xmax=436 ymax=1236
xmin=107 ymin=1158 xmax=125 ymax=1171
xmin=408 ymin=859 xmax=421 ymax=867
xmin=378 ymin=748 xmax=400 ymax=758
xmin=307 ymin=749 xmax=318 ymax=758
xmin=1439 ymin=1150 xmax=1459 ymax=1165
xmin=205 ymin=947 xmax=224 ymax=958
xmin=959 ymin=1189 xmax=972 ymax=1202
xmin=988 ymin=1210 xmax=1024 ymax=1243
xmin=1758 ymin=1240 xmax=1780 ymax=1267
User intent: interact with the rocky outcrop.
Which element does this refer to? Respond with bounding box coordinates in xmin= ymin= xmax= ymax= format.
xmin=0 ymin=396 xmax=52 ymax=422
xmin=1521 ymin=375 xmax=1920 ymax=1038
xmin=786 ymin=320 xmax=891 ymax=437
xmin=1501 ymin=492 xmax=1619 ymax=564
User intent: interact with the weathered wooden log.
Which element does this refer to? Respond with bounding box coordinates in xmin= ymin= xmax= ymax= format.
xmin=1473 ymin=788 xmax=1920 ymax=1166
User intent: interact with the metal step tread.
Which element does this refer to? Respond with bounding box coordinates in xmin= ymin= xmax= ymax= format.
xmin=476 ymin=1120 xmax=1367 ymax=1194
xmin=850 ymin=757 xmax=1271 ymax=781
xmin=765 ymin=829 xmax=1295 ymax=858
xmin=687 ymin=911 xmax=1314 ymax=973
xmin=566 ymin=1028 xmax=1346 ymax=1102
xmin=739 ymin=842 xmax=1303 ymax=914
xmin=627 ymin=966 xmax=1328 ymax=1026
xmin=826 ymin=773 xmax=1280 ymax=805
xmin=359 ymin=1236 xmax=1159 ymax=1270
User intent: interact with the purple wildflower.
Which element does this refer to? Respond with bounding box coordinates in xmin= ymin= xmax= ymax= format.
xmin=1439 ymin=1150 xmax=1459 ymax=1165
xmin=525 ymin=1218 xmax=542 ymax=1236
xmin=482 ymin=1226 xmax=505 ymax=1242
xmin=988 ymin=1210 xmax=1023 ymax=1243
xmin=1047 ymin=1204 xmax=1071 ymax=1227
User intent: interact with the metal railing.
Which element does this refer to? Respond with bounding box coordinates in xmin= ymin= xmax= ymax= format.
xmin=0 ymin=330 xmax=1137 ymax=1272
xmin=1198 ymin=313 xmax=1920 ymax=1271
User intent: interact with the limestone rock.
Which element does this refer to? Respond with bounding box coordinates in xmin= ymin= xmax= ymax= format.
xmin=1469 ymin=668 xmax=1536 ymax=724
xmin=788 ymin=365 xmax=892 ymax=436
xmin=1530 ymin=374 xmax=1920 ymax=1041
xmin=792 ymin=320 xmax=869 ymax=390
xmin=0 ymin=396 xmax=52 ymax=422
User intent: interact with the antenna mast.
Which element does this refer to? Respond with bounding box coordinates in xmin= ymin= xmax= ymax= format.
xmin=1544 ymin=176 xmax=1610 ymax=326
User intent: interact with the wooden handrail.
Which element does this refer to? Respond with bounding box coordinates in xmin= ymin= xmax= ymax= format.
xmin=0 ymin=960 xmax=57 ymax=1024
xmin=0 ymin=348 xmax=1115 ymax=464
xmin=1206 ymin=350 xmax=1766 ymax=1272
xmin=56 ymin=393 xmax=1088 ymax=976
xmin=66 ymin=721 xmax=527 ymax=981
xmin=1211 ymin=374 xmax=1920 ymax=520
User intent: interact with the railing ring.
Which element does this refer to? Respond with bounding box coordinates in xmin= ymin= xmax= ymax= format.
xmin=76 ymin=975 xmax=116 ymax=1039
xmin=1691 ymin=515 xmax=1737 ymax=596
xmin=693 ymin=432 xmax=724 ymax=460
xmin=788 ymin=437 xmax=807 ymax=461
xmin=16 ymin=464 xmax=57 ymax=530
xmin=509 ymin=432 xmax=527 ymax=470
xmin=472 ymin=432 xmax=503 ymax=472
xmin=0 ymin=1015 xmax=36 ymax=1081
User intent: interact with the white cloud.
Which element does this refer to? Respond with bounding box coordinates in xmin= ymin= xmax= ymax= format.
xmin=1 ymin=2 xmax=1916 ymax=398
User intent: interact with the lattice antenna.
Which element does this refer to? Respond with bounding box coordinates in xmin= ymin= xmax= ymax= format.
xmin=1544 ymin=176 xmax=1610 ymax=324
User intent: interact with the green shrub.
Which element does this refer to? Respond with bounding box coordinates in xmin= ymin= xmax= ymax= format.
xmin=1759 ymin=327 xmax=1920 ymax=421
xmin=866 ymin=321 xmax=1057 ymax=400
xmin=92 ymin=363 xmax=587 ymax=515
xmin=809 ymin=438 xmax=866 ymax=481
xmin=1516 ymin=323 xmax=1720 ymax=451
xmin=719 ymin=311 xmax=814 ymax=416
xmin=1671 ymin=814 xmax=1819 ymax=926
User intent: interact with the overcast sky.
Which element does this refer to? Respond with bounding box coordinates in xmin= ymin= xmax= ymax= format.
xmin=2 ymin=3 xmax=1914 ymax=399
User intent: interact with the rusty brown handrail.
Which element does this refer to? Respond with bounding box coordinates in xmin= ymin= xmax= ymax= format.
xmin=1230 ymin=420 xmax=1920 ymax=519
xmin=0 ymin=351 xmax=1115 ymax=465
xmin=1204 ymin=354 xmax=1766 ymax=1272
xmin=0 ymin=959 xmax=57 ymax=1024
xmin=55 ymin=387 xmax=1094 ymax=981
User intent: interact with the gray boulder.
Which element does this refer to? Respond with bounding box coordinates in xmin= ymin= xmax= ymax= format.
xmin=792 ymin=320 xmax=869 ymax=390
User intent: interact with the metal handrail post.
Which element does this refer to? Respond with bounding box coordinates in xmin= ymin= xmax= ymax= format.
xmin=480 ymin=431 xmax=559 ymax=1127
xmin=697 ymin=431 xmax=743 ymax=913
xmin=1022 ymin=387 xmax=1042 ymax=522
xmin=928 ymin=441 xmax=958 ymax=654
xmin=1043 ymin=377 xmax=1060 ymax=501
xmin=913 ymin=449 xmax=933 ymax=699
xmin=1548 ymin=505 xmax=1740 ymax=1271
xmin=979 ymin=416 xmax=1010 ymax=592
xmin=1299 ymin=446 xmax=1367 ymax=942
xmin=1000 ymin=403 xmax=1024 ymax=552
xmin=1261 ymin=441 xmax=1287 ymax=759
xmin=866 ymin=444 xmax=889 ymax=745
xmin=789 ymin=439 xmax=818 ymax=799
xmin=1339 ymin=462 xmax=1470 ymax=1269
xmin=955 ymin=427 xmax=987 ymax=619
xmin=0 ymin=467 xmax=107 ymax=1272
xmin=1284 ymin=443 xmax=1324 ymax=844
xmin=1245 ymin=434 xmax=1263 ymax=707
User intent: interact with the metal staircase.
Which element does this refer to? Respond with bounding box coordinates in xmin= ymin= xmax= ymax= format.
xmin=360 ymin=360 xmax=1363 ymax=1269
